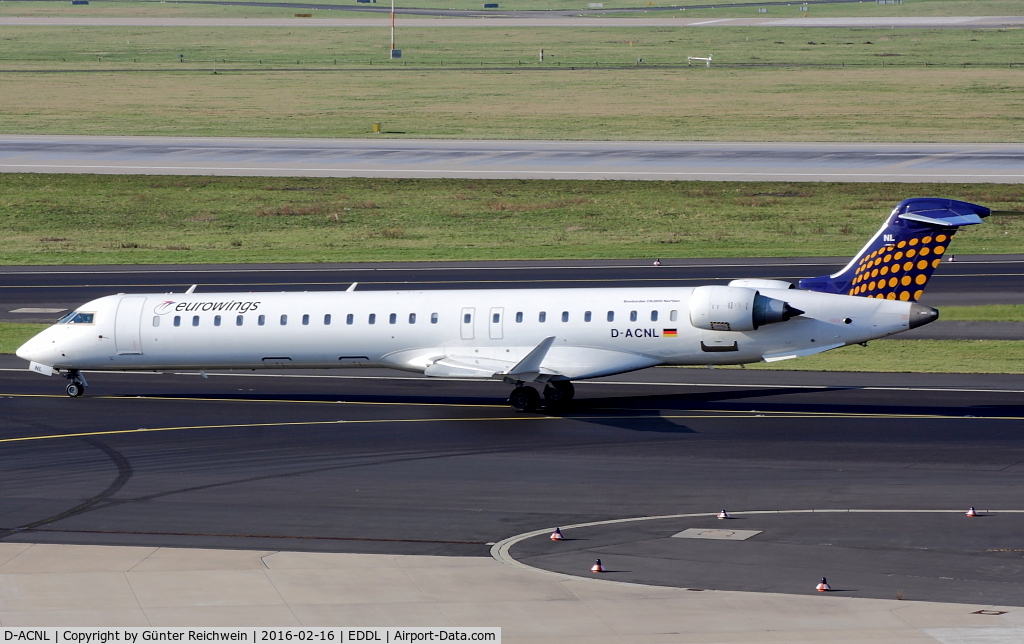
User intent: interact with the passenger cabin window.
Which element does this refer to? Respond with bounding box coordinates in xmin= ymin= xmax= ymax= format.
xmin=174 ymin=316 xmax=181 ymax=327
xmin=515 ymin=312 xmax=523 ymax=323
xmin=236 ymin=315 xmax=244 ymax=326
xmin=302 ymin=314 xmax=310 ymax=326
xmin=607 ymin=311 xmax=614 ymax=322
xmin=670 ymin=310 xmax=678 ymax=322
xmin=324 ymin=314 xmax=331 ymax=325
xmin=369 ymin=314 xmax=376 ymax=325
xmin=67 ymin=312 xmax=94 ymax=324
xmin=584 ymin=311 xmax=592 ymax=322
xmin=431 ymin=312 xmax=438 ymax=324
xmin=493 ymin=312 xmax=500 ymax=324
xmin=650 ymin=311 xmax=658 ymax=322
xmin=152 ymin=316 xmax=160 ymax=327
xmin=630 ymin=310 xmax=638 ymax=322
xmin=539 ymin=311 xmax=546 ymax=323
xmin=561 ymin=311 xmax=569 ymax=322
xmin=214 ymin=315 xmax=222 ymax=326
xmin=409 ymin=313 xmax=416 ymax=324
xmin=389 ymin=313 xmax=397 ymax=325
xmin=192 ymin=315 xmax=200 ymax=327
xmin=280 ymin=314 xmax=288 ymax=326
xmin=258 ymin=315 xmax=265 ymax=326
xmin=346 ymin=314 xmax=354 ymax=325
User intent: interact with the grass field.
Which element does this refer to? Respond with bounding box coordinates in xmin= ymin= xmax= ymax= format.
xmin=1 ymin=176 xmax=1020 ymax=265
xmin=2 ymin=0 xmax=1022 ymax=18
xmin=0 ymin=25 xmax=1021 ymax=140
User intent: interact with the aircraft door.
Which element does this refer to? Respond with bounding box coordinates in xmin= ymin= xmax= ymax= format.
xmin=460 ymin=307 xmax=475 ymax=340
xmin=115 ymin=296 xmax=147 ymax=355
xmin=489 ymin=307 xmax=504 ymax=340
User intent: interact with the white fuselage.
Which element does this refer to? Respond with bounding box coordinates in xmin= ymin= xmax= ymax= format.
xmin=18 ymin=286 xmax=917 ymax=381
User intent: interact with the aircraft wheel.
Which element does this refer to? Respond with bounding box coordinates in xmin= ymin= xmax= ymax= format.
xmin=543 ymin=381 xmax=575 ymax=405
xmin=66 ymin=382 xmax=84 ymax=398
xmin=509 ymin=386 xmax=540 ymax=412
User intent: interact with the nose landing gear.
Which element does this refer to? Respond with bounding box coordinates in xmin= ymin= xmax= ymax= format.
xmin=63 ymin=370 xmax=87 ymax=397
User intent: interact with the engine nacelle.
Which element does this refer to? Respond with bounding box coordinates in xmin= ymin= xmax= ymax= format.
xmin=727 ymin=279 xmax=795 ymax=290
xmin=688 ymin=285 xmax=804 ymax=332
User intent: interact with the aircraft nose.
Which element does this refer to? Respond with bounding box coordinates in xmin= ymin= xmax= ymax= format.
xmin=16 ymin=336 xmax=41 ymax=362
xmin=908 ymin=303 xmax=939 ymax=329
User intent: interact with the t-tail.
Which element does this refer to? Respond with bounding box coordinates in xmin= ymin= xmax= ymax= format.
xmin=798 ymin=198 xmax=989 ymax=301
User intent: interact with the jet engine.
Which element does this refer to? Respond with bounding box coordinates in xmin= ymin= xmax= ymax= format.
xmin=688 ymin=285 xmax=804 ymax=332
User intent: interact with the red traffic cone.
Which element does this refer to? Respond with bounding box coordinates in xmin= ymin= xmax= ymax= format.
xmin=550 ymin=528 xmax=564 ymax=541
xmin=717 ymin=510 xmax=729 ymax=520
xmin=966 ymin=507 xmax=978 ymax=517
xmin=591 ymin=559 xmax=605 ymax=573
xmin=816 ymin=577 xmax=831 ymax=592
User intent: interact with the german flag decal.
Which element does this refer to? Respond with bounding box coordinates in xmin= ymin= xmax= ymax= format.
xmin=663 ymin=329 xmax=678 ymax=337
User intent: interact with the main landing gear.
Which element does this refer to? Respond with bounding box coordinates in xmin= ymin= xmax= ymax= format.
xmin=508 ymin=381 xmax=574 ymax=412
xmin=63 ymin=370 xmax=87 ymax=397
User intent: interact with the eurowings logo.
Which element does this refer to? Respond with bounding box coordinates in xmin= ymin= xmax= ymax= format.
xmin=153 ymin=299 xmax=262 ymax=315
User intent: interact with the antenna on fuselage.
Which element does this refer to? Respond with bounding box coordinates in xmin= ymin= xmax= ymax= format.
xmin=347 ymin=282 xmax=358 ymax=292
xmin=185 ymin=284 xmax=198 ymax=294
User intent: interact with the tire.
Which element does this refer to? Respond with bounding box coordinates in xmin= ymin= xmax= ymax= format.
xmin=544 ymin=381 xmax=575 ymax=404
xmin=509 ymin=386 xmax=540 ymax=412
xmin=66 ymin=382 xmax=83 ymax=397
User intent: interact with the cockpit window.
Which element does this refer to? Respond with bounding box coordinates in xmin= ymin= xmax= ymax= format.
xmin=64 ymin=312 xmax=95 ymax=324
xmin=56 ymin=311 xmax=76 ymax=323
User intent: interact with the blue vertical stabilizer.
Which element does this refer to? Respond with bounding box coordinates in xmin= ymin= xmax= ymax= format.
xmin=797 ymin=198 xmax=988 ymax=301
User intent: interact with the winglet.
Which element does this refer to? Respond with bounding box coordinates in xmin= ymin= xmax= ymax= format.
xmin=185 ymin=284 xmax=198 ymax=294
xmin=347 ymin=282 xmax=358 ymax=292
xmin=507 ymin=336 xmax=556 ymax=377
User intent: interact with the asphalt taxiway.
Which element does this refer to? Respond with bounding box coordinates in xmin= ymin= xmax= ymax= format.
xmin=3 ymin=137 xmax=1024 ymax=182
xmin=2 ymin=356 xmax=1024 ymax=605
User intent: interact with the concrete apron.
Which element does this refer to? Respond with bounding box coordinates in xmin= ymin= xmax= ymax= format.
xmin=1 ymin=542 xmax=1023 ymax=642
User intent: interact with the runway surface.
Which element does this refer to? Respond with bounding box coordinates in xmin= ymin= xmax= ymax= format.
xmin=2 ymin=16 xmax=1022 ymax=28
xmin=3 ymin=255 xmax=1023 ymax=324
xmin=2 ymin=355 xmax=1024 ymax=605
xmin=3 ymin=137 xmax=1024 ymax=182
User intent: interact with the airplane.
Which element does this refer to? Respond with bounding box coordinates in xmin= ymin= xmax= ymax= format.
xmin=16 ymin=197 xmax=988 ymax=411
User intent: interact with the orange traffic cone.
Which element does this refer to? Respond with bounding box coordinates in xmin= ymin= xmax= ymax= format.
xmin=966 ymin=507 xmax=978 ymax=517
xmin=816 ymin=577 xmax=831 ymax=592
xmin=717 ymin=510 xmax=729 ymax=520
xmin=550 ymin=528 xmax=564 ymax=541
xmin=591 ymin=559 xmax=605 ymax=573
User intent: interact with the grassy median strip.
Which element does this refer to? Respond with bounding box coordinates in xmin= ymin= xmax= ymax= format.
xmin=1 ymin=176 xmax=1021 ymax=265
xmin=742 ymin=340 xmax=1024 ymax=374
xmin=2 ymin=0 xmax=1022 ymax=19
xmin=0 ymin=25 xmax=1022 ymax=141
